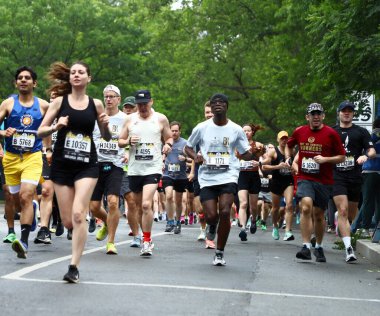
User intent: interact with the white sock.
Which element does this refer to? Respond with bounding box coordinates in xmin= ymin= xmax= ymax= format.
xmin=303 ymin=243 xmax=311 ymax=249
xmin=315 ymin=243 xmax=323 ymax=249
xmin=342 ymin=236 xmax=351 ymax=249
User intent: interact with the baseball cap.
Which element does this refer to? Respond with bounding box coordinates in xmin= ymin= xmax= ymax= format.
xmin=210 ymin=93 xmax=228 ymax=105
xmin=135 ymin=90 xmax=151 ymax=103
xmin=103 ymin=84 xmax=120 ymax=96
xmin=277 ymin=131 xmax=288 ymax=141
xmin=306 ymin=103 xmax=324 ymax=114
xmin=122 ymin=96 xmax=136 ymax=107
xmin=338 ymin=100 xmax=355 ymax=112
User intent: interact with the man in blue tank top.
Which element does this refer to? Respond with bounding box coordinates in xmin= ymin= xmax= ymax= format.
xmin=0 ymin=66 xmax=50 ymax=259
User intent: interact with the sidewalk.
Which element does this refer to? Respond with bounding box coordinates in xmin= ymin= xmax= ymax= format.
xmin=0 ymin=202 xmax=379 ymax=266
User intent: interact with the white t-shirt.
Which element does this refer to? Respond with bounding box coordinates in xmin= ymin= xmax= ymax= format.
xmin=187 ymin=119 xmax=250 ymax=188
xmin=93 ymin=110 xmax=127 ymax=168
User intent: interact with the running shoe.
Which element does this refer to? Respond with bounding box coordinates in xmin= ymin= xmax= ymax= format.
xmin=56 ymin=222 xmax=64 ymax=236
xmin=140 ymin=241 xmax=154 ymax=256
xmin=96 ymin=224 xmax=108 ymax=241
xmin=231 ymin=219 xmax=238 ymax=226
xmin=189 ymin=212 xmax=194 ymax=225
xmin=63 ymin=265 xmax=79 ymax=283
xmin=296 ymin=245 xmax=311 ymax=260
xmin=345 ymin=246 xmax=357 ymax=263
xmin=272 ymin=227 xmax=280 ymax=240
xmin=34 ymin=228 xmax=52 ymax=244
xmin=3 ymin=232 xmax=16 ymax=243
xmin=50 ymin=225 xmax=57 ymax=234
xmin=31 ymin=200 xmax=39 ymax=232
xmin=11 ymin=239 xmax=28 ymax=259
xmin=154 ymin=211 xmax=159 ymax=222
xmin=313 ymin=247 xmax=326 ymax=262
xmin=239 ymin=229 xmax=248 ymax=241
xmin=250 ymin=221 xmax=257 ymax=234
xmin=106 ymin=242 xmax=118 ymax=255
xmin=164 ymin=223 xmax=175 ymax=233
xmin=246 ymin=217 xmax=252 ymax=229
xmin=128 ymin=229 xmax=134 ymax=236
xmin=205 ymin=238 xmax=216 ymax=249
xmin=130 ymin=236 xmax=141 ymax=248
xmin=184 ymin=217 xmax=189 ymax=225
xmin=197 ymin=229 xmax=206 ymax=241
xmin=67 ymin=229 xmax=73 ymax=240
xmin=88 ymin=218 xmax=96 ymax=233
xmin=213 ymin=252 xmax=226 ymax=266
xmin=261 ymin=224 xmax=267 ymax=231
xmin=180 ymin=215 xmax=185 ymax=224
xmin=283 ymin=231 xmax=295 ymax=241
xmin=174 ymin=223 xmax=181 ymax=234
xmin=206 ymin=224 xmax=217 ymax=241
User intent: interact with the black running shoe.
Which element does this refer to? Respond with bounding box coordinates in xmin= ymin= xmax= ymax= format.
xmin=55 ymin=222 xmax=64 ymax=237
xmin=239 ymin=229 xmax=248 ymax=241
xmin=63 ymin=265 xmax=79 ymax=283
xmin=250 ymin=222 xmax=257 ymax=234
xmin=34 ymin=228 xmax=52 ymax=244
xmin=296 ymin=245 xmax=312 ymax=260
xmin=67 ymin=229 xmax=73 ymax=240
xmin=88 ymin=218 xmax=96 ymax=233
xmin=313 ymin=247 xmax=326 ymax=262
xmin=174 ymin=224 xmax=181 ymax=234
xmin=164 ymin=223 xmax=175 ymax=233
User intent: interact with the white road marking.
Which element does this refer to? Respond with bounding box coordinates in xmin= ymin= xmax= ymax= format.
xmin=1 ymin=231 xmax=380 ymax=304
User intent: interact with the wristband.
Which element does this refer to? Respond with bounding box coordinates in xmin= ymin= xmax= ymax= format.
xmin=166 ymin=143 xmax=173 ymax=148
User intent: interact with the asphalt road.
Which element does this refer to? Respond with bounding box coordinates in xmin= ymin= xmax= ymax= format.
xmin=0 ymin=216 xmax=379 ymax=316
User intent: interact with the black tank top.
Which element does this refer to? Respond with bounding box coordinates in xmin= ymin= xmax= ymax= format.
xmin=271 ymin=146 xmax=292 ymax=181
xmin=53 ymin=95 xmax=98 ymax=165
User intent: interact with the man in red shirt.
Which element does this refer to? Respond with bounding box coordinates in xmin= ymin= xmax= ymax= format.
xmin=285 ymin=103 xmax=345 ymax=262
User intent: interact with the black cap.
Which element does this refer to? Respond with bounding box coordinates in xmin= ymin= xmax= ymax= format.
xmin=306 ymin=103 xmax=324 ymax=114
xmin=135 ymin=90 xmax=151 ymax=103
xmin=210 ymin=93 xmax=228 ymax=105
xmin=338 ymin=100 xmax=355 ymax=112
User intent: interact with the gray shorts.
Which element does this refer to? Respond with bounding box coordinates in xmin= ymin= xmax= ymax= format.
xmin=120 ymin=172 xmax=131 ymax=197
xmin=259 ymin=191 xmax=272 ymax=203
xmin=296 ymin=180 xmax=332 ymax=210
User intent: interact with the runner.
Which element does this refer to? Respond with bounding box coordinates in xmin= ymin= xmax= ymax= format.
xmin=163 ymin=121 xmax=188 ymax=234
xmin=0 ymin=66 xmax=49 ymax=259
xmin=38 ymin=61 xmax=111 ymax=283
xmin=118 ymin=89 xmax=172 ymax=256
xmin=91 ymin=84 xmax=127 ymax=255
xmin=262 ymin=131 xmax=295 ymax=241
xmin=184 ymin=93 xmax=262 ymax=266
xmin=285 ymin=103 xmax=345 ymax=263
xmin=332 ymin=101 xmax=375 ymax=262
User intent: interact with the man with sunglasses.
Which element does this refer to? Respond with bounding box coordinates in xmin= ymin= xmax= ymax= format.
xmin=285 ymin=103 xmax=345 ymax=263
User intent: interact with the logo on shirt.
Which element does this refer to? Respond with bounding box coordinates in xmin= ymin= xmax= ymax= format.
xmin=307 ymin=137 xmax=315 ymax=143
xmin=223 ymin=137 xmax=230 ymax=147
xmin=20 ymin=114 xmax=33 ymax=128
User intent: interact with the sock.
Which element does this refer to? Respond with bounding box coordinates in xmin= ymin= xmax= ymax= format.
xmin=303 ymin=243 xmax=311 ymax=249
xmin=8 ymin=227 xmax=15 ymax=234
xmin=315 ymin=243 xmax=323 ymax=249
xmin=21 ymin=224 xmax=31 ymax=245
xmin=342 ymin=236 xmax=351 ymax=249
xmin=143 ymin=232 xmax=151 ymax=242
xmin=216 ymin=248 xmax=224 ymax=254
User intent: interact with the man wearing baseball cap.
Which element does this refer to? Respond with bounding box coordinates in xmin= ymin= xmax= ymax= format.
xmin=118 ymin=89 xmax=173 ymax=256
xmin=122 ymin=96 xmax=136 ymax=115
xmin=285 ymin=103 xmax=346 ymax=263
xmin=332 ymin=100 xmax=375 ymax=262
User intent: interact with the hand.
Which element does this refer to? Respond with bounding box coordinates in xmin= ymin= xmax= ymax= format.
xmin=3 ymin=127 xmax=16 ymax=137
xmin=56 ymin=116 xmax=69 ymax=130
xmin=278 ymin=161 xmax=290 ymax=170
xmin=356 ymin=155 xmax=367 ymax=165
xmin=162 ymin=143 xmax=172 ymax=155
xmin=194 ymin=152 xmax=204 ymax=165
xmin=313 ymin=155 xmax=327 ymax=164
xmin=129 ymin=135 xmax=140 ymax=146
xmin=122 ymin=153 xmax=129 ymax=163
xmin=178 ymin=154 xmax=186 ymax=162
xmin=188 ymin=173 xmax=194 ymax=182
xmin=98 ymin=112 xmax=109 ymax=127
xmin=46 ymin=151 xmax=53 ymax=165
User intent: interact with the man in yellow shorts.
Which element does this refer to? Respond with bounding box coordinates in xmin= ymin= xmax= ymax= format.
xmin=0 ymin=66 xmax=49 ymax=259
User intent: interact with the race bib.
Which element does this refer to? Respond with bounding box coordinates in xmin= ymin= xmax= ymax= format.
xmin=240 ymin=160 xmax=254 ymax=170
xmin=279 ymin=167 xmax=292 ymax=176
xmin=261 ymin=177 xmax=269 ymax=188
xmin=64 ymin=132 xmax=91 ymax=163
xmin=98 ymin=138 xmax=119 ymax=156
xmin=135 ymin=143 xmax=154 ymax=161
xmin=336 ymin=156 xmax=355 ymax=171
xmin=168 ymin=163 xmax=180 ymax=172
xmin=12 ymin=132 xmax=35 ymax=151
xmin=301 ymin=157 xmax=320 ymax=174
xmin=206 ymin=152 xmax=230 ymax=170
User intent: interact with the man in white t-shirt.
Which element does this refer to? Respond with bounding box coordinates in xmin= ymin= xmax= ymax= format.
xmin=184 ymin=93 xmax=262 ymax=266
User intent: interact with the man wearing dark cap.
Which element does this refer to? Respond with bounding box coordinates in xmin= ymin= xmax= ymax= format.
xmin=332 ymin=101 xmax=375 ymax=262
xmin=184 ymin=93 xmax=262 ymax=266
xmin=118 ymin=89 xmax=173 ymax=256
xmin=285 ymin=103 xmax=346 ymax=263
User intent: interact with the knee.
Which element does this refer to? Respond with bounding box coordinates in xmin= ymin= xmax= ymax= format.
xmin=141 ymin=201 xmax=152 ymax=212
xmin=41 ymin=187 xmax=53 ymax=200
xmin=107 ymin=197 xmax=119 ymax=212
xmin=72 ymin=211 xmax=85 ymax=225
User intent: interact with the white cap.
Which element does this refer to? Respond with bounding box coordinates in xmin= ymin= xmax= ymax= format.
xmin=103 ymin=84 xmax=120 ymax=96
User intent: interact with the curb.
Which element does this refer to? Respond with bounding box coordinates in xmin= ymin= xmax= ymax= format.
xmin=356 ymin=239 xmax=380 ymax=267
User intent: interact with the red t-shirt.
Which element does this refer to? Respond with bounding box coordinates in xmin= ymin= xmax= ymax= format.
xmin=287 ymin=125 xmax=345 ymax=184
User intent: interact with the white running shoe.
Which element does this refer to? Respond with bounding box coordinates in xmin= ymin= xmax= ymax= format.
xmin=197 ymin=229 xmax=206 ymax=241
xmin=140 ymin=241 xmax=154 ymax=256
xmin=213 ymin=252 xmax=226 ymax=266
xmin=345 ymin=246 xmax=357 ymax=263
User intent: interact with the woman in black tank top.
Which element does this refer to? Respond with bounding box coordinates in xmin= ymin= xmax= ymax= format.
xmin=38 ymin=61 xmax=111 ymax=283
